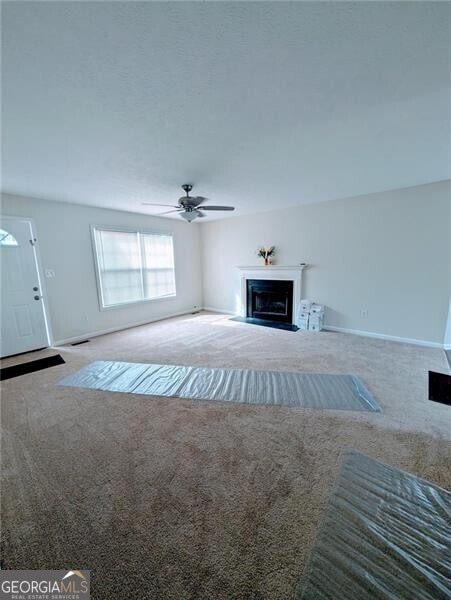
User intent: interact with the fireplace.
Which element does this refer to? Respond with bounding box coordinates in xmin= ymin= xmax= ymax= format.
xmin=247 ymin=279 xmax=293 ymax=324
xmin=237 ymin=265 xmax=306 ymax=329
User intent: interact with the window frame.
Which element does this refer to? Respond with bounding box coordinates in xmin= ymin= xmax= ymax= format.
xmin=90 ymin=225 xmax=177 ymax=311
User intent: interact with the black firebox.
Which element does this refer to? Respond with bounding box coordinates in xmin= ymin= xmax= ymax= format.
xmin=246 ymin=279 xmax=293 ymax=324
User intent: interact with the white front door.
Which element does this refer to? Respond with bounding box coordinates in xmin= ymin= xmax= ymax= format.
xmin=0 ymin=217 xmax=50 ymax=357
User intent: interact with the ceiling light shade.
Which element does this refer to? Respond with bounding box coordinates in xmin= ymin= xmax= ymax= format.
xmin=180 ymin=210 xmax=198 ymax=223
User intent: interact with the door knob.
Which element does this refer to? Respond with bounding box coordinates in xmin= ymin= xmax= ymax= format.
xmin=34 ymin=295 xmax=41 ymax=301
xmin=33 ymin=286 xmax=39 ymax=291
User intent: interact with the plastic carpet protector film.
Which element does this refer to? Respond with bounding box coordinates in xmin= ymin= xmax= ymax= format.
xmin=297 ymin=450 xmax=451 ymax=600
xmin=58 ymin=361 xmax=381 ymax=412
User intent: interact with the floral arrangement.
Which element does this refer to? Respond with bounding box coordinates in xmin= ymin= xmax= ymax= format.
xmin=257 ymin=246 xmax=275 ymax=265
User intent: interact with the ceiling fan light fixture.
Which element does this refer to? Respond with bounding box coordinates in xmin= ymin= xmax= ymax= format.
xmin=180 ymin=210 xmax=198 ymax=223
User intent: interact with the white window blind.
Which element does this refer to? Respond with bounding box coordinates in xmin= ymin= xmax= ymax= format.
xmin=141 ymin=233 xmax=176 ymax=300
xmin=93 ymin=228 xmax=176 ymax=308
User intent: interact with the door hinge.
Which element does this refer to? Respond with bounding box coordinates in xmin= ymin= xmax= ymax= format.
xmin=29 ymin=238 xmax=37 ymax=246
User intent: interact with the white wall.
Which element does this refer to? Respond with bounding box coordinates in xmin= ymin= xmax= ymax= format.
xmin=1 ymin=193 xmax=203 ymax=343
xmin=445 ymin=218 xmax=451 ymax=350
xmin=200 ymin=181 xmax=451 ymax=346
xmin=444 ymin=302 xmax=451 ymax=350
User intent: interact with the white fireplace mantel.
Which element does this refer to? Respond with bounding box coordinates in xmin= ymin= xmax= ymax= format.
xmin=237 ymin=265 xmax=306 ymax=271
xmin=237 ymin=264 xmax=307 ymax=327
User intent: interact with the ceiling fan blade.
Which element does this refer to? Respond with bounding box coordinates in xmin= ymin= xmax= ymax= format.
xmin=157 ymin=209 xmax=183 ymax=215
xmin=199 ymin=205 xmax=235 ymax=211
xmin=142 ymin=203 xmax=179 ymax=207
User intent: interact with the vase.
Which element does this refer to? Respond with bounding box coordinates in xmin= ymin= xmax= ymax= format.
xmin=264 ymin=258 xmax=269 ymax=266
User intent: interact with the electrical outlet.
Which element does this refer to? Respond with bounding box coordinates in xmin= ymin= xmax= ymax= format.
xmin=360 ymin=309 xmax=368 ymax=318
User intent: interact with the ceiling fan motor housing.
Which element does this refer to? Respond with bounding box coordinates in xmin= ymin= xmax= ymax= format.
xmin=179 ymin=199 xmax=195 ymax=210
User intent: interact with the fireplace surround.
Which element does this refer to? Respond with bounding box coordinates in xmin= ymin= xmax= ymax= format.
xmin=237 ymin=265 xmax=306 ymax=328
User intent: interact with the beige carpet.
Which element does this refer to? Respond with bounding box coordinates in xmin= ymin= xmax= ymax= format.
xmin=1 ymin=312 xmax=450 ymax=599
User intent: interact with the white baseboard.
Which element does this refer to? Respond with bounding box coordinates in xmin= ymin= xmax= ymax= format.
xmin=52 ymin=309 xmax=196 ymax=346
xmin=202 ymin=306 xmax=236 ymax=316
xmin=323 ymin=325 xmax=443 ymax=349
xmin=444 ymin=344 xmax=451 ymax=351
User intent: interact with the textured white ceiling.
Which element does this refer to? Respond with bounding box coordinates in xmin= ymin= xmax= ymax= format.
xmin=2 ymin=1 xmax=450 ymax=220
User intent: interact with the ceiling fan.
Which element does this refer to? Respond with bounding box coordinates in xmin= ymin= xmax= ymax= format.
xmin=142 ymin=184 xmax=235 ymax=222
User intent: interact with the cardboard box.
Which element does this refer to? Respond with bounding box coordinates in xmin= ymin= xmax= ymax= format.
xmin=308 ymin=320 xmax=323 ymax=332
xmin=310 ymin=311 xmax=324 ymax=320
xmin=310 ymin=304 xmax=324 ymax=314
xmin=300 ymin=299 xmax=312 ymax=311
xmin=308 ymin=312 xmax=324 ymax=331
xmin=299 ymin=317 xmax=309 ymax=330
xmin=309 ymin=312 xmax=324 ymax=323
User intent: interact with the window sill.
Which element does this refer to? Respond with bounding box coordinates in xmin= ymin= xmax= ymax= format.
xmin=99 ymin=294 xmax=177 ymax=311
